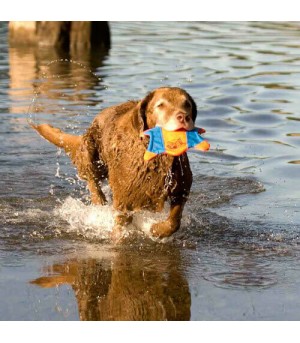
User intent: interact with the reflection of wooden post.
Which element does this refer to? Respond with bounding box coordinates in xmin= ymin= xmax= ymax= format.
xmin=8 ymin=47 xmax=37 ymax=115
xmin=8 ymin=21 xmax=110 ymax=50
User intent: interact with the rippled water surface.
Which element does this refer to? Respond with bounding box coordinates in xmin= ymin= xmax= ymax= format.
xmin=1 ymin=21 xmax=300 ymax=320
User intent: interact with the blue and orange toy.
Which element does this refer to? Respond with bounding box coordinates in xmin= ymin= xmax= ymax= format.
xmin=141 ymin=126 xmax=210 ymax=161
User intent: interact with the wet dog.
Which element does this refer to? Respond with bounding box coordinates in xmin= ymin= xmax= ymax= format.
xmin=32 ymin=87 xmax=197 ymax=239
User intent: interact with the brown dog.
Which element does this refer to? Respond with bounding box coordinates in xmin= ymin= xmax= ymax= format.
xmin=32 ymin=87 xmax=197 ymax=239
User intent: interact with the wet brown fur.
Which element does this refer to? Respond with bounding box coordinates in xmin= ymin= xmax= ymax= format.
xmin=31 ymin=87 xmax=196 ymax=239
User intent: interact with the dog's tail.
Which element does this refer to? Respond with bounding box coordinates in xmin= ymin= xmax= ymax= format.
xmin=31 ymin=123 xmax=82 ymax=158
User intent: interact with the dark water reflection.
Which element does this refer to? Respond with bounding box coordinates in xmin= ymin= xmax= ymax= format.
xmin=31 ymin=246 xmax=191 ymax=321
xmin=1 ymin=21 xmax=300 ymax=320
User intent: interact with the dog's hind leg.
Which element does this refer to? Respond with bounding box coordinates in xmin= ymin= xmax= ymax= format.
xmin=87 ymin=177 xmax=107 ymax=205
xmin=31 ymin=123 xmax=108 ymax=205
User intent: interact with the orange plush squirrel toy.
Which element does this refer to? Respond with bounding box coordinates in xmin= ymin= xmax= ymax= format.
xmin=141 ymin=127 xmax=210 ymax=161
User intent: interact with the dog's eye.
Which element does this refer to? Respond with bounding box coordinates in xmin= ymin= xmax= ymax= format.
xmin=156 ymin=101 xmax=164 ymax=108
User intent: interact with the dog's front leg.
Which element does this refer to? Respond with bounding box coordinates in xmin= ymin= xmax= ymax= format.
xmin=150 ymin=154 xmax=192 ymax=238
xmin=150 ymin=201 xmax=185 ymax=238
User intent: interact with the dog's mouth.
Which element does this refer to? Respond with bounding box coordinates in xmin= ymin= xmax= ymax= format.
xmin=162 ymin=118 xmax=195 ymax=131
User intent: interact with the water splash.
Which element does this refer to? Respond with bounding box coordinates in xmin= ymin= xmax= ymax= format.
xmin=54 ymin=196 xmax=178 ymax=242
xmin=54 ymin=197 xmax=115 ymax=240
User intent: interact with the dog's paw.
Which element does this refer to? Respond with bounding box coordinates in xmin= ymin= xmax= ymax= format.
xmin=150 ymin=221 xmax=177 ymax=238
xmin=110 ymin=225 xmax=128 ymax=244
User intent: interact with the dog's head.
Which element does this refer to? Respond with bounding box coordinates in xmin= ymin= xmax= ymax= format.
xmin=139 ymin=87 xmax=197 ymax=131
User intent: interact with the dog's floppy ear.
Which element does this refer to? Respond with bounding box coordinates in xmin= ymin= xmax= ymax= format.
xmin=186 ymin=91 xmax=197 ymax=122
xmin=138 ymin=90 xmax=156 ymax=130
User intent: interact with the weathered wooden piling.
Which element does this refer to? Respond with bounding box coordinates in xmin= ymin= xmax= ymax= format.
xmin=8 ymin=21 xmax=111 ymax=51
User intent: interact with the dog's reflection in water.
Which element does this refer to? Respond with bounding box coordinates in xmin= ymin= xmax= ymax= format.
xmin=31 ymin=247 xmax=191 ymax=320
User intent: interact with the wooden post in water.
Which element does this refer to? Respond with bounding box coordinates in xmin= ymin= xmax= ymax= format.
xmin=8 ymin=21 xmax=111 ymax=51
